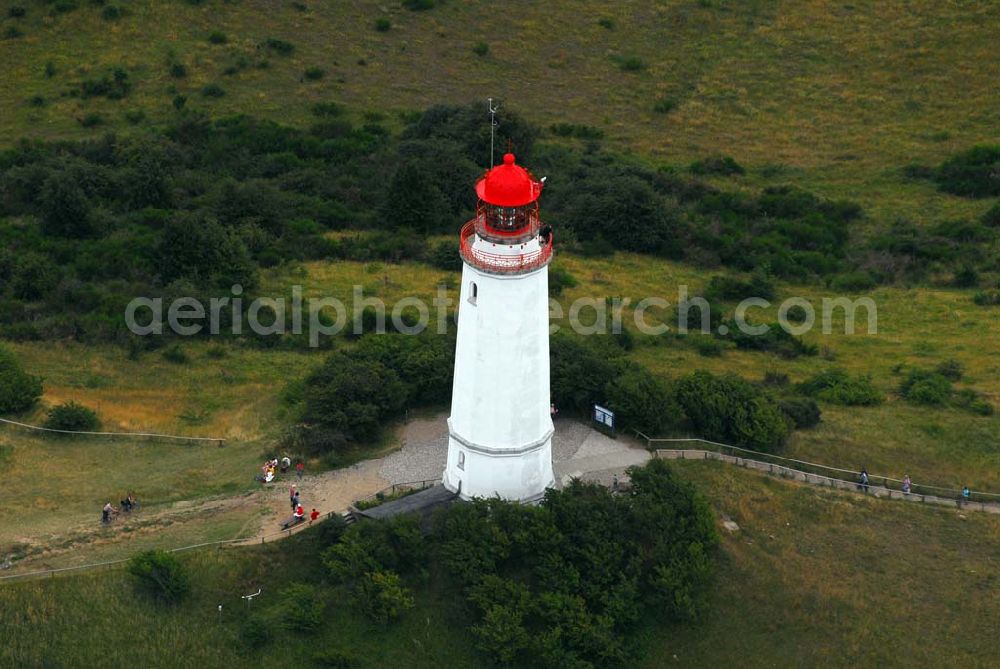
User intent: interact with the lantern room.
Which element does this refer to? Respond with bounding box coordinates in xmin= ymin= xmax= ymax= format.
xmin=474 ymin=153 xmax=544 ymax=243
xmin=459 ymin=153 xmax=552 ymax=275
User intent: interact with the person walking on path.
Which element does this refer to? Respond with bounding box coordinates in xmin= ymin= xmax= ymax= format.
xmin=296 ymin=461 xmax=304 ymax=480
xmin=902 ymin=475 xmax=912 ymax=494
xmin=858 ymin=468 xmax=870 ymax=493
xmin=291 ymin=490 xmax=300 ymax=511
xmin=310 ymin=508 xmax=320 ymax=524
xmin=962 ymin=486 xmax=971 ymax=502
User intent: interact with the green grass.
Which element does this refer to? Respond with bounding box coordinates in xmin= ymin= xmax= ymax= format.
xmin=3 ymin=461 xmax=997 ymax=666
xmin=639 ymin=460 xmax=1000 ymax=665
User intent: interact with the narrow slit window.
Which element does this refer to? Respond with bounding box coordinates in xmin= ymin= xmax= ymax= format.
xmin=469 ymin=282 xmax=478 ymax=305
xmin=457 ymin=451 xmax=466 ymax=470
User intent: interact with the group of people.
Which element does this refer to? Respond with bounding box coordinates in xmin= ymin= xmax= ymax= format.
xmin=281 ymin=484 xmax=321 ymax=530
xmin=258 ymin=456 xmax=305 ymax=484
xmin=858 ymin=468 xmax=973 ymax=501
xmin=100 ymin=492 xmax=138 ymax=524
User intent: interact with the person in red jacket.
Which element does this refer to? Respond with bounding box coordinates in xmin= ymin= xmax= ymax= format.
xmin=309 ymin=508 xmax=320 ymax=524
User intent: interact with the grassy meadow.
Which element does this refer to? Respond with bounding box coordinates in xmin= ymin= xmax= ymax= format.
xmin=2 ymin=460 xmax=997 ymax=667
xmin=2 ymin=0 xmax=998 ymax=224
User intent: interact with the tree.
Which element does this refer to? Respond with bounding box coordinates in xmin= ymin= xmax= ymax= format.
xmin=302 ymin=352 xmax=408 ymax=444
xmin=39 ymin=169 xmax=94 ymax=238
xmin=353 ymin=569 xmax=414 ymax=624
xmin=0 ymin=345 xmax=42 ymax=414
xmin=158 ymin=213 xmax=257 ymax=288
xmin=380 ymin=160 xmax=450 ymax=234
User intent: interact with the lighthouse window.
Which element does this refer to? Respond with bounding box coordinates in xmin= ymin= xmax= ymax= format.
xmin=457 ymin=451 xmax=465 ymax=470
xmin=468 ymin=282 xmax=478 ymax=306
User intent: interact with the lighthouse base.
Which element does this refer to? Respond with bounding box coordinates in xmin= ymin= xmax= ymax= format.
xmin=442 ymin=428 xmax=555 ymax=502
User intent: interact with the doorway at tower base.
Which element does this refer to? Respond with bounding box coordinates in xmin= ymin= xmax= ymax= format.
xmin=442 ymin=433 xmax=555 ymax=502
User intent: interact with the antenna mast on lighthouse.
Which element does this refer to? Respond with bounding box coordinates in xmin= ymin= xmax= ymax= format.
xmin=487 ymin=97 xmax=499 ymax=167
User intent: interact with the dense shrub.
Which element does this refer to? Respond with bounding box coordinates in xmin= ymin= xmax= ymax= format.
xmin=935 ymin=145 xmax=1000 ymax=197
xmin=719 ymin=320 xmax=818 ymax=358
xmin=427 ymin=240 xmax=462 ymax=271
xmin=161 ymin=345 xmax=190 ymax=364
xmin=690 ymin=155 xmax=745 ymax=176
xmin=604 ymin=363 xmax=680 ymax=436
xmin=208 ymin=31 xmax=227 ymax=44
xmin=618 ymin=55 xmax=647 ymax=72
xmin=402 ymin=0 xmax=435 ymax=9
xmin=127 ymin=550 xmax=190 ymax=604
xmin=973 ymin=290 xmax=1000 ymax=306
xmin=779 ymin=397 xmax=822 ymax=428
xmin=471 ymin=42 xmax=489 ymax=57
xmin=79 ymin=68 xmax=131 ymax=99
xmin=374 ymin=18 xmax=391 ymax=31
xmin=935 ymin=359 xmax=963 ymax=381
xmin=265 ymin=37 xmax=295 ymax=54
xmin=169 ymin=63 xmax=187 ymax=78
xmin=303 ymin=67 xmax=325 ymax=81
xmin=273 ymin=583 xmax=327 ymax=631
xmin=301 ymin=352 xmax=408 ymax=447
xmin=898 ymin=369 xmax=952 ymax=406
xmin=799 ymin=368 xmax=883 ymax=406
xmin=676 ymin=371 xmax=790 ymax=452
xmin=323 ymin=515 xmax=424 ymax=622
xmin=982 ymin=202 xmax=1000 ymax=227
xmin=704 ymin=273 xmax=774 ymax=302
xmin=549 ymin=332 xmax=621 ymax=415
xmin=8 ymin=6 xmax=26 ymax=18
xmin=0 ymin=346 xmax=43 ymax=415
xmin=202 ymin=83 xmax=226 ymax=98
xmin=435 ymin=460 xmax=717 ymax=666
xmin=952 ymin=265 xmax=980 ymax=288
xmin=44 ymin=401 xmax=101 ymax=431
xmin=547 ymin=264 xmax=578 ymax=296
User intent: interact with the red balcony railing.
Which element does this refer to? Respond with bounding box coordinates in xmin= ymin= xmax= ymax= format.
xmin=459 ymin=220 xmax=552 ymax=275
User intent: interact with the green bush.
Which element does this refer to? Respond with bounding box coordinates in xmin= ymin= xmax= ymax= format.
xmin=830 ymin=271 xmax=877 ymax=291
xmin=0 ymin=346 xmax=43 ymax=415
xmin=78 ymin=112 xmax=104 ymax=127
xmin=618 ymin=55 xmax=647 ymax=72
xmin=604 ymin=363 xmax=680 ymax=436
xmin=785 ymin=304 xmax=810 ymax=323
xmin=79 ymin=68 xmax=131 ymax=99
xmin=981 ymin=202 xmax=1000 ymax=227
xmin=208 ymin=30 xmax=227 ymax=44
xmin=202 ymin=83 xmax=226 ymax=98
xmin=704 ymin=273 xmax=774 ymax=301
xmin=265 ymin=37 xmax=295 ymax=54
xmin=102 ymin=5 xmax=121 ymax=20
xmin=353 ymin=570 xmax=414 ymax=624
xmin=690 ymin=155 xmax=745 ymax=176
xmin=935 ymin=359 xmax=963 ymax=381
xmin=161 ymin=345 xmax=189 ymax=364
xmin=374 ymin=18 xmax=391 ymax=32
xmin=953 ymin=389 xmax=994 ymax=416
xmin=952 ymin=265 xmax=979 ymax=288
xmin=427 ymin=240 xmax=462 ymax=272
xmin=5 ymin=26 xmax=24 ymax=39
xmin=402 ymin=0 xmax=435 ymax=10
xmin=652 ymin=97 xmax=677 ymax=114
xmin=935 ymin=145 xmax=1000 ymax=198
xmin=898 ymin=369 xmax=952 ymax=406
xmin=169 ymin=63 xmax=187 ymax=78
xmin=676 ymin=371 xmax=790 ymax=452
xmin=303 ymin=67 xmax=325 ymax=81
xmin=127 ymin=550 xmax=190 ymax=604
xmin=547 ymin=265 xmax=578 ymax=296
xmin=779 ymin=397 xmax=821 ymax=428
xmin=472 ymin=42 xmax=489 ymax=57
xmin=799 ymin=368 xmax=883 ymax=406
xmin=44 ymin=401 xmax=100 ymax=431
xmin=312 ymin=649 xmax=360 ymax=669
xmin=8 ymin=6 xmax=26 ymax=18
xmin=273 ymin=583 xmax=326 ymax=632
xmin=973 ymin=290 xmax=1000 ymax=306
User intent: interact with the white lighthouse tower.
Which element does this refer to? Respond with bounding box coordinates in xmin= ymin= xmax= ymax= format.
xmin=442 ymin=152 xmax=555 ymax=502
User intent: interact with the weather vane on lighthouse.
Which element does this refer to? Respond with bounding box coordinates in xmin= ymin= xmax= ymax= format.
xmin=442 ymin=120 xmax=555 ymax=502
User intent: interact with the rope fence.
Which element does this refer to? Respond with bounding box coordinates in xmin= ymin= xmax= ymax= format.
xmin=633 ymin=432 xmax=1000 ymax=504
xmin=0 ymin=416 xmax=225 ymax=445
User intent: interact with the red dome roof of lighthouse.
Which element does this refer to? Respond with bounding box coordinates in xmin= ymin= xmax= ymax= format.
xmin=475 ymin=153 xmax=543 ymax=207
